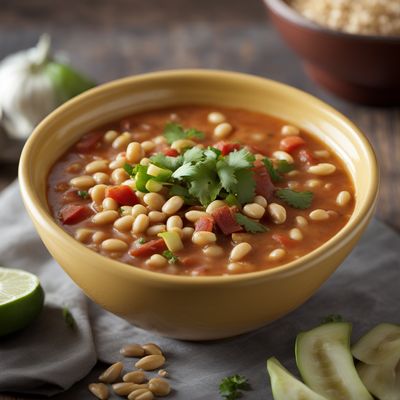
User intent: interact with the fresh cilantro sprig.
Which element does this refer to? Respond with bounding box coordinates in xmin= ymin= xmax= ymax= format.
xmin=235 ymin=213 xmax=268 ymax=233
xmin=219 ymin=375 xmax=250 ymax=400
xmin=263 ymin=157 xmax=294 ymax=183
xmin=275 ymin=188 xmax=313 ymax=209
xmin=77 ymin=190 xmax=89 ymax=199
xmin=163 ymin=122 xmax=205 ymax=144
xmin=162 ymin=250 xmax=180 ymax=264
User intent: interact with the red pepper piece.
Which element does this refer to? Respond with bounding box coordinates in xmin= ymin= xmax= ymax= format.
xmin=60 ymin=204 xmax=93 ymax=225
xmin=298 ymin=149 xmax=315 ymax=164
xmin=195 ymin=216 xmax=214 ymax=232
xmin=212 ymin=206 xmax=242 ymax=235
xmin=129 ymin=239 xmax=167 ymax=257
xmin=253 ymin=160 xmax=275 ymax=201
xmin=272 ymin=233 xmax=295 ymax=248
xmin=162 ymin=148 xmax=179 ymax=157
xmin=280 ymin=136 xmax=306 ymax=153
xmin=214 ymin=141 xmax=241 ymax=156
xmin=105 ymin=185 xmax=139 ymax=206
xmin=75 ymin=132 xmax=103 ymax=153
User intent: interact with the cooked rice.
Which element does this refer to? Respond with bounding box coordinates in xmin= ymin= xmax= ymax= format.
xmin=289 ymin=0 xmax=400 ymax=36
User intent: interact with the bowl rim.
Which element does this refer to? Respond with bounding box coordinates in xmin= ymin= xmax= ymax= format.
xmin=263 ymin=0 xmax=400 ymax=43
xmin=19 ymin=69 xmax=379 ymax=286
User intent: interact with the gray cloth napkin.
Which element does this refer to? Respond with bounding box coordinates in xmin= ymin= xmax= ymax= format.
xmin=0 ymin=180 xmax=399 ymax=399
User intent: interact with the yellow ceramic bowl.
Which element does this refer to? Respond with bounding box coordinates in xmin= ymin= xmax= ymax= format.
xmin=19 ymin=70 xmax=378 ymax=340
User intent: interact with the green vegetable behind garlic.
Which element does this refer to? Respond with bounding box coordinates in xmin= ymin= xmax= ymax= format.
xmin=0 ymin=35 xmax=95 ymax=140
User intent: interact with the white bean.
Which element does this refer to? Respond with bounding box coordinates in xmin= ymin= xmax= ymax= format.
xmin=112 ymin=132 xmax=131 ymax=150
xmin=230 ymin=242 xmax=252 ymax=262
xmin=103 ymin=130 xmax=118 ymax=143
xmin=126 ymin=142 xmax=144 ymax=164
xmin=166 ymin=215 xmax=183 ymax=230
xmin=148 ymin=211 xmax=167 ymax=223
xmin=143 ymin=193 xmax=165 ymax=210
xmin=70 ymin=175 xmax=95 ymax=189
xmin=269 ymin=248 xmax=286 ymax=261
xmin=308 ymin=163 xmax=336 ymax=176
xmin=254 ymin=195 xmax=267 ymax=208
xmin=289 ymin=228 xmax=303 ymax=241
xmin=146 ymin=254 xmax=167 ymax=268
xmin=132 ymin=204 xmax=148 ymax=218
xmin=162 ymin=196 xmax=184 ymax=215
xmin=93 ymin=172 xmax=110 ymax=184
xmin=203 ymin=245 xmax=224 ymax=257
xmin=272 ymin=150 xmax=294 ymax=164
xmin=295 ymin=215 xmax=308 ymax=227
xmin=114 ymin=215 xmax=135 ymax=232
xmin=206 ymin=200 xmax=226 ymax=214
xmin=85 ymin=160 xmax=109 ymax=174
xmin=90 ymin=184 xmax=107 ymax=204
xmin=208 ymin=112 xmax=226 ymax=124
xmin=102 ymin=197 xmax=119 ymax=211
xmin=281 ymin=125 xmax=300 ymax=136
xmin=213 ymin=122 xmax=232 ymax=139
xmin=146 ymin=224 xmax=167 ymax=236
xmin=101 ymin=238 xmax=128 ymax=252
xmin=243 ymin=203 xmax=265 ymax=219
xmin=92 ymin=210 xmax=119 ymax=225
xmin=268 ymin=203 xmax=287 ymax=224
xmin=309 ymin=209 xmax=330 ymax=221
xmin=185 ymin=210 xmax=209 ymax=222
xmin=132 ymin=214 xmax=150 ymax=233
xmin=336 ymin=191 xmax=351 ymax=207
xmin=192 ymin=231 xmax=217 ymax=246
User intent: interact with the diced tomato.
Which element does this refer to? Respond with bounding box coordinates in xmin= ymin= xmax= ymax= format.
xmin=60 ymin=204 xmax=93 ymax=225
xmin=129 ymin=239 xmax=167 ymax=257
xmin=253 ymin=160 xmax=275 ymax=200
xmin=105 ymin=185 xmax=139 ymax=206
xmin=62 ymin=189 xmax=82 ymax=203
xmin=272 ymin=233 xmax=295 ymax=248
xmin=212 ymin=206 xmax=242 ymax=235
xmin=75 ymin=132 xmax=103 ymax=153
xmin=298 ymin=149 xmax=315 ymax=164
xmin=195 ymin=216 xmax=214 ymax=232
xmin=214 ymin=141 xmax=241 ymax=156
xmin=280 ymin=136 xmax=306 ymax=153
xmin=162 ymin=148 xmax=179 ymax=157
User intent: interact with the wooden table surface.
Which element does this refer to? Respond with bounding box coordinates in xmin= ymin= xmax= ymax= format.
xmin=0 ymin=0 xmax=399 ymax=398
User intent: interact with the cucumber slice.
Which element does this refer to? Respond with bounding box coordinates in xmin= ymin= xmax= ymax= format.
xmin=296 ymin=322 xmax=373 ymax=400
xmin=352 ymin=323 xmax=400 ymax=365
xmin=267 ymin=357 xmax=328 ymax=400
xmin=357 ymin=359 xmax=400 ymax=400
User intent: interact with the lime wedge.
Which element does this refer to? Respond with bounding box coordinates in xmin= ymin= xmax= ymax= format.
xmin=0 ymin=267 xmax=44 ymax=336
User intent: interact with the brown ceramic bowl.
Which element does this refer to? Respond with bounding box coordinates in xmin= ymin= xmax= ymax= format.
xmin=263 ymin=0 xmax=400 ymax=106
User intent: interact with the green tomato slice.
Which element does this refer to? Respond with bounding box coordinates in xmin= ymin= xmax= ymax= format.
xmin=352 ymin=323 xmax=400 ymax=365
xmin=267 ymin=357 xmax=327 ymax=400
xmin=357 ymin=359 xmax=400 ymax=400
xmin=296 ymin=322 xmax=373 ymax=400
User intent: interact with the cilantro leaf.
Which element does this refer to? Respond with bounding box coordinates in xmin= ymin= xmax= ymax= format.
xmin=225 ymin=148 xmax=255 ymax=169
xmin=321 ymin=314 xmax=345 ymax=324
xmin=77 ymin=190 xmax=89 ymax=199
xmin=275 ymin=188 xmax=313 ymax=209
xmin=276 ymin=160 xmax=295 ymax=174
xmin=163 ymin=122 xmax=204 ymax=144
xmin=183 ymin=147 xmax=204 ymax=163
xmin=150 ymin=153 xmax=183 ymax=171
xmin=205 ymin=146 xmax=222 ymax=159
xmin=235 ymin=213 xmax=268 ymax=233
xmin=219 ymin=375 xmax=250 ymax=400
xmin=162 ymin=250 xmax=180 ymax=264
xmin=263 ymin=157 xmax=282 ymax=183
xmin=172 ymin=163 xmax=198 ymax=179
xmin=136 ymin=237 xmax=146 ymax=245
xmin=232 ymin=169 xmax=255 ymax=205
xmin=216 ymin=160 xmax=237 ymax=192
xmin=188 ymin=162 xmax=221 ymax=206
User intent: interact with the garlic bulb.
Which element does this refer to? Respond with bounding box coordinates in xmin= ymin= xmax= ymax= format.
xmin=0 ymin=35 xmax=95 ymax=140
